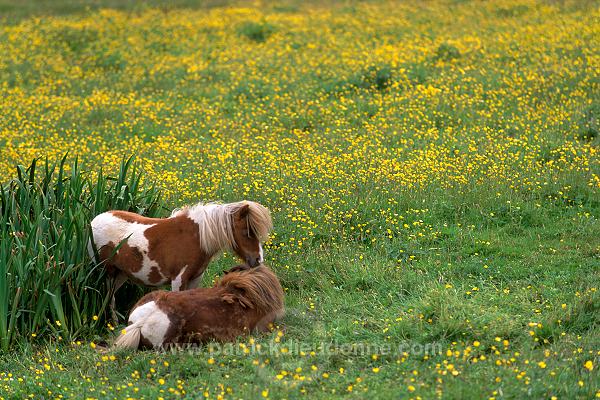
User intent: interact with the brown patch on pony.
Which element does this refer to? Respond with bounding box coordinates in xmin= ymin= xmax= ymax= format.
xmin=142 ymin=214 xmax=207 ymax=282
xmin=128 ymin=265 xmax=284 ymax=348
xmin=148 ymin=267 xmax=163 ymax=284
xmin=99 ymin=241 xmax=144 ymax=273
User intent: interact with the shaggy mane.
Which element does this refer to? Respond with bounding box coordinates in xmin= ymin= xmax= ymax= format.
xmin=170 ymin=201 xmax=273 ymax=254
xmin=217 ymin=266 xmax=284 ymax=313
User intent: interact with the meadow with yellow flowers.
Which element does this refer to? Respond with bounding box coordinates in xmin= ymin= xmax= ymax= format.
xmin=0 ymin=0 xmax=598 ymax=398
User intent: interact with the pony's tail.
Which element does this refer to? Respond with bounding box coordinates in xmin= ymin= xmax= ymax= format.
xmin=113 ymin=321 xmax=144 ymax=349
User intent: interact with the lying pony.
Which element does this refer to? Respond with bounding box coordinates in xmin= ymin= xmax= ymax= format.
xmin=114 ymin=265 xmax=284 ymax=349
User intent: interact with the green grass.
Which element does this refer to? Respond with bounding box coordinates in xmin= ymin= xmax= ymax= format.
xmin=0 ymin=168 xmax=598 ymax=397
xmin=0 ymin=234 xmax=598 ymax=398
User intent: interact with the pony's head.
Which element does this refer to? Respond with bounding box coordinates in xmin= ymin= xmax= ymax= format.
xmin=218 ymin=265 xmax=284 ymax=313
xmin=230 ymin=201 xmax=272 ymax=267
xmin=173 ymin=200 xmax=273 ymax=266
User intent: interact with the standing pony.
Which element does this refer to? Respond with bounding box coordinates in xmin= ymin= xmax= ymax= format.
xmin=90 ymin=201 xmax=272 ymax=321
xmin=114 ymin=264 xmax=284 ymax=349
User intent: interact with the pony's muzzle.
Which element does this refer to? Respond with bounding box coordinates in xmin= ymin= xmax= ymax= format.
xmin=246 ymin=256 xmax=261 ymax=267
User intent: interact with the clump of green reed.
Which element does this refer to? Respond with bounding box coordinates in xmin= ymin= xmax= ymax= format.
xmin=0 ymin=155 xmax=164 ymax=351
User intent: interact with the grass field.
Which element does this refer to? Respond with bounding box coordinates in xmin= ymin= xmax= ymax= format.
xmin=0 ymin=0 xmax=599 ymax=398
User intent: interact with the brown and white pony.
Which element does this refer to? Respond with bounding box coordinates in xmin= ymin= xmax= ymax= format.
xmin=114 ymin=264 xmax=284 ymax=349
xmin=90 ymin=201 xmax=272 ymax=321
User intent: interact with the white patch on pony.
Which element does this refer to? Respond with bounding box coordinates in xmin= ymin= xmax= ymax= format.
xmin=91 ymin=212 xmax=167 ymax=286
xmin=129 ymin=301 xmax=170 ymax=348
xmin=258 ymin=243 xmax=264 ymax=263
xmin=128 ymin=301 xmax=155 ymax=323
xmin=171 ymin=265 xmax=188 ymax=291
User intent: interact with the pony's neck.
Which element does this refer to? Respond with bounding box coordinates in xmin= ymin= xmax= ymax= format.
xmin=185 ymin=203 xmax=236 ymax=255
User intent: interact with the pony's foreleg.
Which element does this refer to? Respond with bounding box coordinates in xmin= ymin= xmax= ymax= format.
xmin=171 ymin=266 xmax=187 ymax=291
xmin=109 ymin=272 xmax=128 ymax=324
xmin=183 ymin=272 xmax=204 ymax=290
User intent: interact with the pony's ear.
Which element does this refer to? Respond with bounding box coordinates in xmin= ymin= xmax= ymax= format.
xmin=232 ymin=286 xmax=255 ymax=309
xmin=221 ymin=289 xmax=254 ymax=308
xmin=236 ymin=293 xmax=254 ymax=309
xmin=221 ymin=293 xmax=236 ymax=304
xmin=236 ymin=204 xmax=250 ymax=219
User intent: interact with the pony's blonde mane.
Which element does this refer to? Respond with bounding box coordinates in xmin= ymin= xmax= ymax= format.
xmin=218 ymin=265 xmax=284 ymax=313
xmin=171 ymin=201 xmax=273 ymax=254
